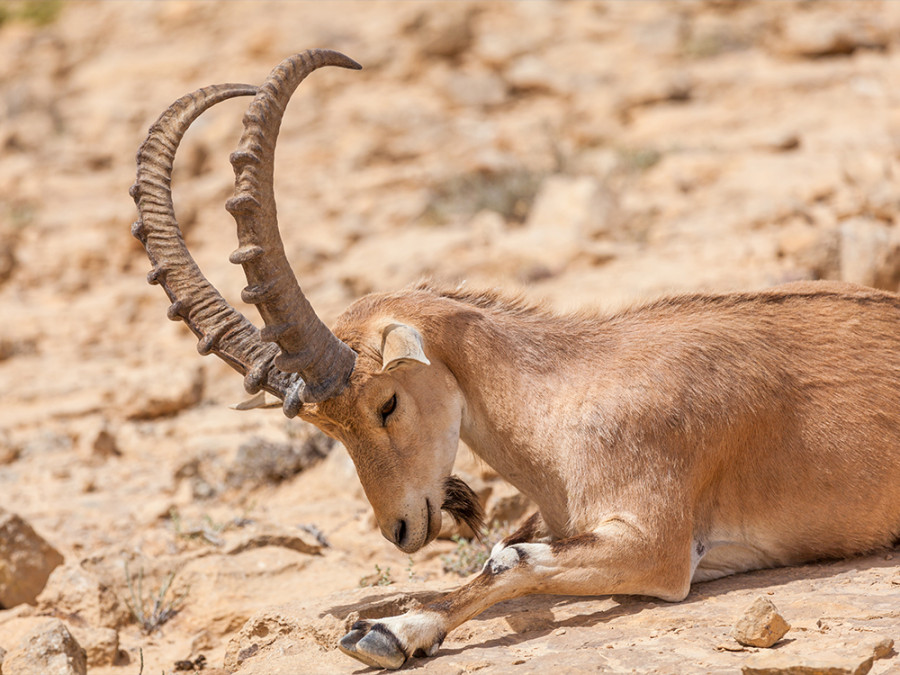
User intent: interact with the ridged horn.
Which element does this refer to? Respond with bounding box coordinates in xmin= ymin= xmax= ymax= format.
xmin=226 ymin=49 xmax=360 ymax=410
xmin=130 ymin=82 xmax=303 ymax=409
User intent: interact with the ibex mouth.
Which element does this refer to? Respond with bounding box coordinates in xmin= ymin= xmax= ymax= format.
xmin=441 ymin=475 xmax=485 ymax=538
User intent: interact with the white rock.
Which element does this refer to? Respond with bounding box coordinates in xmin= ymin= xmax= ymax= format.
xmin=36 ymin=563 xmax=131 ymax=630
xmin=1 ymin=620 xmax=86 ymax=675
xmin=68 ymin=626 xmax=119 ymax=669
xmin=121 ymin=362 xmax=204 ymax=420
xmin=526 ymin=175 xmax=617 ymax=243
xmin=839 ymin=217 xmax=900 ymax=291
xmin=773 ymin=14 xmax=888 ymax=58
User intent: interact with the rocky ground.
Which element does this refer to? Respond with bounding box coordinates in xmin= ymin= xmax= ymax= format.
xmin=0 ymin=1 xmax=899 ymax=673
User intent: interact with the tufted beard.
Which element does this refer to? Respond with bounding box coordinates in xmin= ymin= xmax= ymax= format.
xmin=441 ymin=475 xmax=485 ymax=538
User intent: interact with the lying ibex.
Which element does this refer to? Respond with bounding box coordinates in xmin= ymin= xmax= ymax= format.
xmin=131 ymin=50 xmax=900 ymax=670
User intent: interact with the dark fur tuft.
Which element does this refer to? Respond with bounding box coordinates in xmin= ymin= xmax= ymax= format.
xmin=441 ymin=475 xmax=485 ymax=537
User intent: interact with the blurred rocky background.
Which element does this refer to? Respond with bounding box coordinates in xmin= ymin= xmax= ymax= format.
xmin=0 ymin=1 xmax=898 ymax=673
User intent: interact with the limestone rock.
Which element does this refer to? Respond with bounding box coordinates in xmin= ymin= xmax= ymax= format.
xmin=839 ymin=218 xmax=900 ymax=291
xmin=223 ymin=609 xmax=313 ymax=674
xmin=0 ymin=510 xmax=64 ymax=608
xmin=773 ymin=15 xmax=888 ymax=58
xmin=757 ymin=130 xmax=801 ymax=153
xmin=224 ymin=530 xmax=324 ymax=557
xmin=408 ymin=4 xmax=474 ymax=60
xmin=527 ymin=175 xmax=617 ymax=241
xmin=68 ymin=626 xmax=119 ymax=668
xmin=225 ymin=586 xmax=440 ymax=675
xmin=617 ymin=70 xmax=693 ymax=115
xmin=36 ymin=563 xmax=131 ymax=630
xmin=732 ymin=596 xmax=790 ymax=648
xmin=122 ymin=362 xmax=204 ymax=420
xmin=19 ymin=431 xmax=72 ymax=459
xmin=0 ymin=227 xmax=17 ymax=287
xmin=69 ymin=418 xmax=122 ymax=464
xmin=473 ymin=4 xmax=556 ymax=68
xmin=1 ymin=619 xmax=87 ymax=675
xmin=505 ymin=55 xmax=558 ymax=94
xmin=0 ymin=432 xmax=20 ymax=466
xmin=777 ymin=222 xmax=839 ymax=280
xmin=225 ymin=429 xmax=334 ymax=489
xmin=442 ymin=69 xmax=508 ymax=109
xmin=741 ymin=636 xmax=894 ymax=675
xmin=90 ymin=427 xmax=120 ymax=460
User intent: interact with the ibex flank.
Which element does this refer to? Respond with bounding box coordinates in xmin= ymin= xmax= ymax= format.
xmin=130 ymin=50 xmax=900 ymax=670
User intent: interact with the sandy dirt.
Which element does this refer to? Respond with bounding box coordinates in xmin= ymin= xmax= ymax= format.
xmin=0 ymin=1 xmax=898 ymax=673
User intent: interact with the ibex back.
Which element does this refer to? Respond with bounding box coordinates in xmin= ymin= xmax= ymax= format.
xmin=131 ymin=51 xmax=900 ymax=670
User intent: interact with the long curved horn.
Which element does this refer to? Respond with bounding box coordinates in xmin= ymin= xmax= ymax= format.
xmin=226 ymin=50 xmax=360 ymax=415
xmin=130 ymin=83 xmax=303 ymax=405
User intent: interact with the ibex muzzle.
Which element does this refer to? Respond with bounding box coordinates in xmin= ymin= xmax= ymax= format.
xmin=132 ymin=50 xmax=900 ymax=670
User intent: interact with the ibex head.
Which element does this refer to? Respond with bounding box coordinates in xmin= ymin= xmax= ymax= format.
xmin=130 ymin=50 xmax=482 ymax=553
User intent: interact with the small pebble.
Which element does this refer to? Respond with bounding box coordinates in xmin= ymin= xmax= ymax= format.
xmin=732 ymin=596 xmax=791 ymax=648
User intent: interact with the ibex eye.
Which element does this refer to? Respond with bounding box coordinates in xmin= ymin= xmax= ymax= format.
xmin=380 ymin=394 xmax=397 ymax=425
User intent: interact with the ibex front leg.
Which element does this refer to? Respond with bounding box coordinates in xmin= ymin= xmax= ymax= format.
xmin=339 ymin=511 xmax=694 ymax=669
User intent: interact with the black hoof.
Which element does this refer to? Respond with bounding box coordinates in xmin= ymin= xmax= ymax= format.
xmin=339 ymin=621 xmax=407 ymax=670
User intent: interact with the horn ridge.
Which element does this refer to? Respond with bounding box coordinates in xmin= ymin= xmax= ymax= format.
xmin=131 ymin=82 xmax=304 ymax=405
xmin=227 ymin=49 xmax=360 ymax=404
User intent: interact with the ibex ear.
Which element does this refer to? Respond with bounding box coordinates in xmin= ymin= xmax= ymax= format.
xmin=381 ymin=323 xmax=431 ymax=372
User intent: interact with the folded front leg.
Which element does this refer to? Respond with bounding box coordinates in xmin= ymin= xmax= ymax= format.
xmin=338 ymin=513 xmax=694 ymax=669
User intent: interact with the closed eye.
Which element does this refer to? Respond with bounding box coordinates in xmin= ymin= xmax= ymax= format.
xmin=380 ymin=394 xmax=397 ymax=426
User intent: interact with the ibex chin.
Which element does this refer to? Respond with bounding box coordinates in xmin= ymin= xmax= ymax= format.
xmin=131 ymin=50 xmax=900 ymax=670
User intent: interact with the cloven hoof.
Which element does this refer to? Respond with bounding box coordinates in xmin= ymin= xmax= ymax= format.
xmin=339 ymin=622 xmax=407 ymax=670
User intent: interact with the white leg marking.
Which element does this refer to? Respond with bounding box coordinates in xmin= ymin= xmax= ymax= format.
xmin=484 ymin=542 xmax=556 ymax=576
xmin=339 ymin=609 xmax=447 ymax=670
xmin=376 ymin=610 xmax=445 ymax=652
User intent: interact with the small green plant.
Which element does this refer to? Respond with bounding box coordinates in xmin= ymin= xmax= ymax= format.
xmin=442 ymin=534 xmax=490 ymax=576
xmin=124 ymin=562 xmax=189 ymax=633
xmin=0 ymin=0 xmax=63 ymax=27
xmin=420 ymin=168 xmax=546 ymax=226
xmin=441 ymin=521 xmax=515 ymax=577
xmin=359 ymin=564 xmax=393 ymax=588
xmin=680 ymin=26 xmax=751 ymax=60
xmin=19 ymin=0 xmax=62 ymax=25
xmin=616 ymin=146 xmax=662 ymax=173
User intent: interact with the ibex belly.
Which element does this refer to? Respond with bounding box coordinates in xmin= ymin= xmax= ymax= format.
xmin=691 ymin=535 xmax=787 ymax=583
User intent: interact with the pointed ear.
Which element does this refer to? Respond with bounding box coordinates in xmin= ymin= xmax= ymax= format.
xmin=381 ymin=323 xmax=431 ymax=372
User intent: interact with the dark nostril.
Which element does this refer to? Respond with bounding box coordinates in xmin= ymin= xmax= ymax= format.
xmin=394 ymin=519 xmax=407 ymax=546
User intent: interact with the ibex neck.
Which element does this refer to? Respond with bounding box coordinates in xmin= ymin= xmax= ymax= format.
xmin=415 ymin=293 xmax=591 ymax=531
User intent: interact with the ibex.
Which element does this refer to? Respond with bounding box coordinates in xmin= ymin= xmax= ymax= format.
xmin=131 ymin=51 xmax=900 ymax=670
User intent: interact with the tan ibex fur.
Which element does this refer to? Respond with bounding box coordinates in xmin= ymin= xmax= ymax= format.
xmin=131 ymin=51 xmax=900 ymax=671
xmin=321 ymin=281 xmax=900 ymax=668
